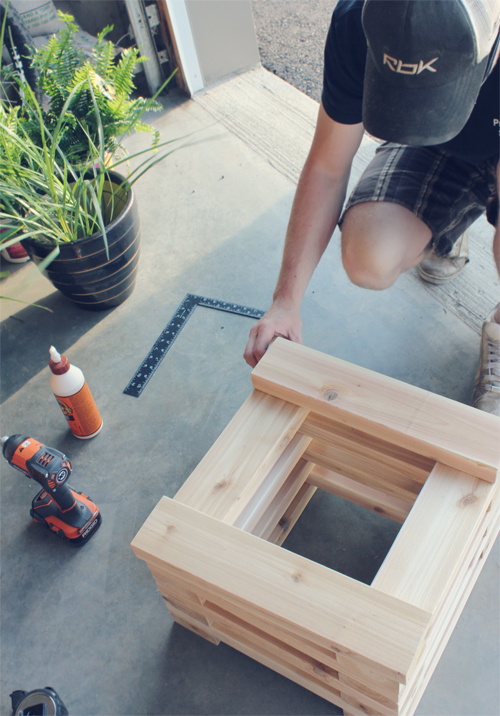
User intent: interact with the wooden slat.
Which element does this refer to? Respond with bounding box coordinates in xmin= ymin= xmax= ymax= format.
xmin=251 ymin=339 xmax=500 ymax=482
xmin=304 ymin=440 xmax=421 ymax=504
xmin=132 ymin=496 xmax=431 ymax=682
xmin=251 ymin=458 xmax=314 ymax=539
xmin=372 ymin=463 xmax=495 ymax=612
xmin=167 ymin=605 xmax=221 ymax=644
xmin=334 ymin=653 xmax=401 ymax=705
xmin=300 ymin=412 xmax=434 ymax=482
xmin=308 ymin=465 xmax=413 ymax=523
xmin=206 ymin=593 xmax=342 ymax=671
xmin=233 ymin=433 xmax=311 ymax=532
xmin=173 ymin=389 xmax=308 ymax=522
xmin=267 ymin=482 xmax=317 ymax=545
xmin=154 ymin=573 xmax=206 ymax=608
xmin=163 ymin=594 xmax=212 ymax=625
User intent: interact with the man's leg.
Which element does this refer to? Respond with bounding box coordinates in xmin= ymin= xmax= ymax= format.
xmin=341 ymin=201 xmax=432 ymax=289
xmin=419 ymin=169 xmax=498 ymax=284
xmin=337 ymin=144 xmax=499 ymax=415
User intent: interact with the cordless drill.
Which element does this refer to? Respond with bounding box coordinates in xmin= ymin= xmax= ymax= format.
xmin=1 ymin=435 xmax=101 ymax=545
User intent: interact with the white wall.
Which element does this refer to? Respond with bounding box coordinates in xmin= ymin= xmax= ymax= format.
xmin=164 ymin=0 xmax=260 ymax=95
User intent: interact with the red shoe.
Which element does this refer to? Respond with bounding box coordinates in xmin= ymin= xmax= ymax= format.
xmin=1 ymin=242 xmax=30 ymax=263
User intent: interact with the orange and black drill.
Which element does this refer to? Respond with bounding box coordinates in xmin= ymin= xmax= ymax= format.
xmin=1 ymin=435 xmax=101 ymax=545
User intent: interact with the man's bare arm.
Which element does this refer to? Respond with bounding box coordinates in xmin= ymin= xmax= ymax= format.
xmin=244 ymin=105 xmax=364 ymax=367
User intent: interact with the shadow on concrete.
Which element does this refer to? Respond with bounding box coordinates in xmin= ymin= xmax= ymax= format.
xmin=1 ymin=290 xmax=115 ymax=404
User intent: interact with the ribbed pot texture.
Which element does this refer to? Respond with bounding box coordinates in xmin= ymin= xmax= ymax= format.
xmin=24 ymin=172 xmax=141 ymax=311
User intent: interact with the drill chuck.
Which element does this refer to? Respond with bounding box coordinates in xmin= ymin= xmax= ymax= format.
xmin=2 ymin=435 xmax=25 ymax=462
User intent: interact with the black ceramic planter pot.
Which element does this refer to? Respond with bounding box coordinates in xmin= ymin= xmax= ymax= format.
xmin=24 ymin=172 xmax=141 ymax=311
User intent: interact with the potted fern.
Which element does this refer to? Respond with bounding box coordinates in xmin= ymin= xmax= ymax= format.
xmin=0 ymin=12 xmax=180 ymax=310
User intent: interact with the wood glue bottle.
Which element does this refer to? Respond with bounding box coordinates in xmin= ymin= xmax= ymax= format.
xmin=49 ymin=346 xmax=103 ymax=439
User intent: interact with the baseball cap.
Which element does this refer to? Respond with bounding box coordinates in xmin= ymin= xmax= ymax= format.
xmin=361 ymin=0 xmax=500 ymax=145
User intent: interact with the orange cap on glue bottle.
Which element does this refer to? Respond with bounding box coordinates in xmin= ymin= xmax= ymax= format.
xmin=49 ymin=346 xmax=103 ymax=439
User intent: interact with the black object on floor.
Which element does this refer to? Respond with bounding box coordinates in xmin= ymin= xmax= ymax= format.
xmin=124 ymin=293 xmax=264 ymax=397
xmin=10 ymin=687 xmax=68 ymax=716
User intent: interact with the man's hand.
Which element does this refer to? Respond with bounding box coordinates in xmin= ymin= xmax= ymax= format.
xmin=243 ymin=302 xmax=303 ymax=367
xmin=243 ymin=110 xmax=363 ymax=369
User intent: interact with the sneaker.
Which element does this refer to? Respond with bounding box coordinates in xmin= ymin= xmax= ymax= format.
xmin=418 ymin=230 xmax=469 ymax=284
xmin=471 ymin=306 xmax=500 ymax=416
xmin=1 ymin=242 xmax=30 ymax=263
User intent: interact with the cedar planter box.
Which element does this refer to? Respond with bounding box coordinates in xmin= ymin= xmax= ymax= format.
xmin=132 ymin=339 xmax=500 ymax=716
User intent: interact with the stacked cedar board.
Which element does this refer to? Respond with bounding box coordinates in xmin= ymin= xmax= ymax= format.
xmin=132 ymin=339 xmax=500 ymax=716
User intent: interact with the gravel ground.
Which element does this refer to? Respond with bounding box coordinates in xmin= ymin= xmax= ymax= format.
xmin=251 ymin=0 xmax=338 ymax=102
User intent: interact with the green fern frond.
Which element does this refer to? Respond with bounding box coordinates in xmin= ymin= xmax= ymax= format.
xmin=113 ymin=47 xmax=143 ymax=97
xmin=34 ymin=14 xmax=86 ymax=93
xmin=130 ymin=120 xmax=161 ymax=145
xmin=93 ymin=25 xmax=115 ymax=78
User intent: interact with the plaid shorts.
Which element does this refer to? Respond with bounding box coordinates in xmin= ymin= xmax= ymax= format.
xmin=340 ymin=143 xmax=498 ymax=256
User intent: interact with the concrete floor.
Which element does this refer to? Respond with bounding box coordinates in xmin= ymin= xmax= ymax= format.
xmin=1 ymin=72 xmax=499 ymax=716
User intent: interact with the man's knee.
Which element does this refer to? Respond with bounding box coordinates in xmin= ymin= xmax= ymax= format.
xmin=342 ymin=243 xmax=397 ymax=289
xmin=340 ymin=202 xmax=432 ymax=289
xmin=341 ymin=204 xmax=400 ymax=289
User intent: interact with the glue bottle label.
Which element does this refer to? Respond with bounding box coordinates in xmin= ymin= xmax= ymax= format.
xmin=55 ymin=382 xmax=103 ymax=438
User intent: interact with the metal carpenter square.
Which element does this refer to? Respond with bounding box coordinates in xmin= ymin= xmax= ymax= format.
xmin=124 ymin=294 xmax=264 ymax=397
xmin=196 ymin=295 xmax=265 ymax=319
xmin=123 ymin=294 xmax=199 ymax=397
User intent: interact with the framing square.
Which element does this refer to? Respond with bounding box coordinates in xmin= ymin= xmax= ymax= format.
xmin=132 ymin=339 xmax=500 ymax=716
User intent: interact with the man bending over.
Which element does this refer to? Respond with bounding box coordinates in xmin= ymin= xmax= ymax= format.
xmin=244 ymin=0 xmax=500 ymax=416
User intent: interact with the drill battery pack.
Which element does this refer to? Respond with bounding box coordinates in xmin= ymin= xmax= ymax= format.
xmin=30 ymin=488 xmax=102 ymax=545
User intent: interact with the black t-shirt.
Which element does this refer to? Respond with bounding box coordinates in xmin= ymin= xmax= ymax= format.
xmin=322 ymin=0 xmax=500 ymax=163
